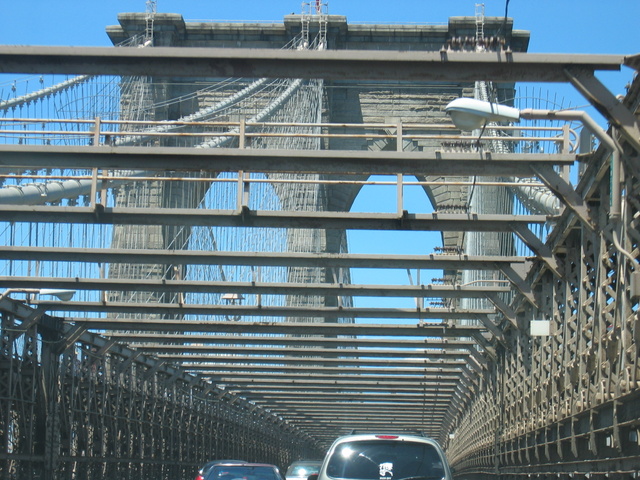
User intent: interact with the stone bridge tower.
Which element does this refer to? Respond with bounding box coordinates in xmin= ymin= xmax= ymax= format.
xmin=106 ymin=12 xmax=530 ymax=310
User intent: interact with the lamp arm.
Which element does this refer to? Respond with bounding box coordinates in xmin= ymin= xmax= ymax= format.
xmin=0 ymin=288 xmax=41 ymax=301
xmin=521 ymin=108 xmax=623 ymax=220
xmin=519 ymin=109 xmax=616 ymax=151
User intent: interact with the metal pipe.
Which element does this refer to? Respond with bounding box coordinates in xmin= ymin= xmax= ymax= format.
xmin=522 ymin=110 xmax=638 ymax=274
xmin=520 ymin=109 xmax=616 ymax=151
xmin=522 ymin=108 xmax=623 ymax=218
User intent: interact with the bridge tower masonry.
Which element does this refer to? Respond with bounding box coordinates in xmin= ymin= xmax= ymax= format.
xmin=106 ymin=11 xmax=530 ymax=300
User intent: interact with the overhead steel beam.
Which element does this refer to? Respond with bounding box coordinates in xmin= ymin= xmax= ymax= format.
xmin=63 ymin=316 xmax=486 ymax=338
xmin=159 ymin=355 xmax=470 ymax=368
xmin=60 ymin=317 xmax=488 ymax=336
xmin=255 ymin=404 xmax=452 ymax=414
xmin=0 ymin=144 xmax=575 ymax=176
xmin=108 ymin=333 xmax=477 ymax=349
xmin=0 ymin=46 xmax=623 ymax=82
xmin=238 ymin=391 xmax=453 ymax=403
xmin=511 ymin=223 xmax=564 ymax=278
xmin=0 ymin=205 xmax=548 ymax=232
xmin=157 ymin=351 xmax=475 ymax=364
xmin=226 ymin=383 xmax=457 ymax=394
xmin=190 ymin=364 xmax=466 ymax=376
xmin=131 ymin=344 xmax=477 ymax=360
xmin=50 ymin=304 xmax=494 ymax=322
xmin=205 ymin=373 xmax=462 ymax=385
xmin=272 ymin=399 xmax=443 ymax=412
xmin=214 ymin=382 xmax=460 ymax=393
xmin=287 ymin=415 xmax=448 ymax=423
xmin=0 ymin=276 xmax=511 ymax=299
xmin=136 ymin=341 xmax=489 ymax=368
xmin=286 ymin=415 xmax=448 ymax=425
xmin=268 ymin=404 xmax=450 ymax=420
xmin=0 ymin=246 xmax=528 ymax=271
xmin=263 ymin=401 xmax=453 ymax=410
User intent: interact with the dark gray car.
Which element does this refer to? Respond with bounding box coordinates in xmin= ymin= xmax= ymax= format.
xmin=195 ymin=460 xmax=247 ymax=480
xmin=204 ymin=463 xmax=284 ymax=480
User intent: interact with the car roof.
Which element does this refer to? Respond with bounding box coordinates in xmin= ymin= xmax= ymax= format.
xmin=327 ymin=433 xmax=444 ymax=450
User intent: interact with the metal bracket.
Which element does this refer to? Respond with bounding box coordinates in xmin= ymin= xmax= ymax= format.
xmin=498 ymin=262 xmax=539 ymax=309
xmin=532 ymin=164 xmax=596 ymax=232
xmin=565 ymin=66 xmax=640 ymax=161
xmin=485 ymin=293 xmax=517 ymax=330
xmin=468 ymin=309 xmax=507 ymax=345
xmin=115 ymin=350 xmax=144 ymax=375
xmin=511 ymin=224 xmax=564 ymax=279
xmin=56 ymin=324 xmax=88 ymax=354
xmin=9 ymin=305 xmax=47 ymax=339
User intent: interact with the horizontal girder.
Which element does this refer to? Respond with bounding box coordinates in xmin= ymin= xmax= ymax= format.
xmin=0 ymin=276 xmax=510 ymax=298
xmin=107 ymin=333 xmax=477 ymax=349
xmin=204 ymin=373 xmax=462 ymax=385
xmin=158 ymin=354 xmax=471 ymax=368
xmin=191 ymin=364 xmax=467 ymax=376
xmin=131 ymin=344 xmax=476 ymax=360
xmin=0 ymin=205 xmax=547 ymax=231
xmin=52 ymin=308 xmax=494 ymax=324
xmin=59 ymin=317 xmax=488 ymax=335
xmin=0 ymin=144 xmax=574 ymax=176
xmin=0 ymin=246 xmax=527 ymax=270
xmin=0 ymin=46 xmax=623 ymax=82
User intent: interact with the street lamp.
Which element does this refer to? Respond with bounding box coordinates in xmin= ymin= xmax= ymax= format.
xmin=444 ymin=97 xmax=520 ymax=130
xmin=445 ymin=97 xmax=638 ymax=271
xmin=0 ymin=288 xmax=77 ymax=302
xmin=445 ymin=97 xmax=616 ymax=155
xmin=445 ymin=97 xmax=623 ymax=216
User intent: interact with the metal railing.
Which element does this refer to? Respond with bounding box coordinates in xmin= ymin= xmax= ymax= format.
xmin=0 ymin=117 xmax=578 ymax=153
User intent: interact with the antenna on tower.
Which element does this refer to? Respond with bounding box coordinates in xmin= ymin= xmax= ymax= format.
xmin=145 ymin=0 xmax=157 ymax=46
xmin=475 ymin=3 xmax=485 ymax=51
xmin=300 ymin=1 xmax=328 ymax=50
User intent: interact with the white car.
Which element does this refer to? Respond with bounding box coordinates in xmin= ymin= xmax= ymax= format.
xmin=311 ymin=433 xmax=453 ymax=480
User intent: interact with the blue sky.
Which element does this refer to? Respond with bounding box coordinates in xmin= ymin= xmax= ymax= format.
xmin=1 ymin=0 xmax=637 ymax=57
xmin=1 ymin=0 xmax=637 ymax=311
xmin=1 ymin=0 xmax=636 ymax=111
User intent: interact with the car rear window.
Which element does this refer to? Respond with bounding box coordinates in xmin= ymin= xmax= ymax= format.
xmin=288 ymin=465 xmax=321 ymax=476
xmin=325 ymin=440 xmax=445 ymax=480
xmin=208 ymin=466 xmax=280 ymax=480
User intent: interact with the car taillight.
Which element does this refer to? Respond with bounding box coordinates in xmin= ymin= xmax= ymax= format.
xmin=195 ymin=475 xmax=205 ymax=480
xmin=375 ymin=435 xmax=399 ymax=439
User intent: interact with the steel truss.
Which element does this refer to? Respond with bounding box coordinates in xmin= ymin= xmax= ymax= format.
xmin=0 ymin=300 xmax=315 ymax=479
xmin=446 ymin=103 xmax=640 ymax=478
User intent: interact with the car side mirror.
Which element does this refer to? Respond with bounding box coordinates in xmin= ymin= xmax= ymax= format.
xmin=307 ymin=474 xmax=319 ymax=480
